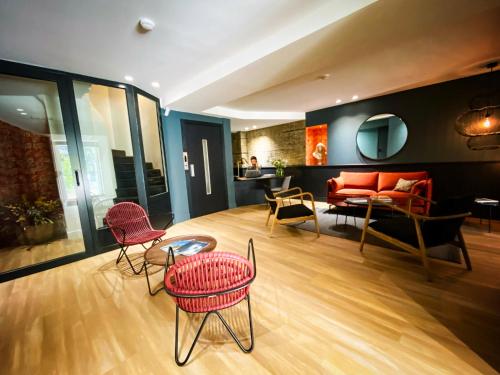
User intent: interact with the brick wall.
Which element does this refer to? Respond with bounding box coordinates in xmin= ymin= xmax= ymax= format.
xmin=232 ymin=120 xmax=305 ymax=167
xmin=0 ymin=120 xmax=59 ymax=204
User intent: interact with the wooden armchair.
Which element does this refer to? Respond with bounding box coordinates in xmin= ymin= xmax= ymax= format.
xmin=360 ymin=195 xmax=473 ymax=281
xmin=264 ymin=186 xmax=320 ymax=237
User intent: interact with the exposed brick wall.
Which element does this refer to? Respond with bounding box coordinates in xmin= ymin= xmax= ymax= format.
xmin=0 ymin=120 xmax=59 ymax=204
xmin=232 ymin=120 xmax=305 ymax=167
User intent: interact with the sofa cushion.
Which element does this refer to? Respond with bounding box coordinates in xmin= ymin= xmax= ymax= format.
xmin=379 ymin=190 xmax=423 ymax=206
xmin=378 ymin=171 xmax=428 ymax=191
xmin=340 ymin=171 xmax=379 ymax=190
xmin=335 ymin=188 xmax=377 ymax=198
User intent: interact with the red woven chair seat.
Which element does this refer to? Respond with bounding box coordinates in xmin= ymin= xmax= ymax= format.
xmin=165 ymin=252 xmax=254 ymax=313
xmin=121 ymin=229 xmax=165 ymax=245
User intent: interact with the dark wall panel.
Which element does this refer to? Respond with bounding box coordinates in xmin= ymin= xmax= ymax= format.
xmin=306 ymin=71 xmax=500 ymax=165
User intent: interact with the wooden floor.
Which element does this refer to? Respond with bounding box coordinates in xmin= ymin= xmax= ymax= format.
xmin=1 ymin=204 xmax=499 ymax=374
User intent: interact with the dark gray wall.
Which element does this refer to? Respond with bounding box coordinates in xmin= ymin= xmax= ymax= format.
xmin=306 ymin=71 xmax=500 ymax=165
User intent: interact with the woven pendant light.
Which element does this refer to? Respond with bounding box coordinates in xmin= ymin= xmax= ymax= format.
xmin=455 ymin=62 xmax=499 ymax=137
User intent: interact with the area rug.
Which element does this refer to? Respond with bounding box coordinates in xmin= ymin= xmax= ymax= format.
xmin=293 ymin=207 xmax=461 ymax=263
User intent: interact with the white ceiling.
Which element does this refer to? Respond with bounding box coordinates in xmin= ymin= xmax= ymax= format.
xmin=1 ymin=0 xmax=499 ymax=133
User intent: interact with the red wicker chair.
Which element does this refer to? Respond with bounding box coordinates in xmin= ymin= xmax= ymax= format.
xmin=164 ymin=238 xmax=257 ymax=366
xmin=105 ymin=202 xmax=166 ymax=274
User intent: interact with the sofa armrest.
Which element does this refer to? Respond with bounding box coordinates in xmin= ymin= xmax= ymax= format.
xmin=410 ymin=180 xmax=427 ymax=196
xmin=327 ymin=177 xmax=344 ymax=195
xmin=409 ymin=178 xmax=432 ymax=214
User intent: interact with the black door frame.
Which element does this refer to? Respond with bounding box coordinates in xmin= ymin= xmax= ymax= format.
xmin=181 ymin=119 xmax=229 ymax=218
xmin=0 ymin=61 xmax=95 ymax=281
xmin=0 ymin=59 xmax=170 ymax=282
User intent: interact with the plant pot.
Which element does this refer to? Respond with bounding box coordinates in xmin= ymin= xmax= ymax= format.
xmin=21 ymin=223 xmax=55 ymax=245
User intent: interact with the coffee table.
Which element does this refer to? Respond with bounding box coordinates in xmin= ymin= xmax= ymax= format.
xmin=143 ymin=234 xmax=217 ymax=295
xmin=335 ymin=196 xmax=393 ymax=227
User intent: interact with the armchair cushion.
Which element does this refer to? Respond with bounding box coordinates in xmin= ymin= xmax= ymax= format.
xmin=369 ymin=217 xmax=460 ymax=250
xmin=277 ymin=204 xmax=313 ymax=220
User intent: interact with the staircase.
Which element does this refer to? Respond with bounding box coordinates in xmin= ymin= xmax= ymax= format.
xmin=112 ymin=149 xmax=167 ymax=203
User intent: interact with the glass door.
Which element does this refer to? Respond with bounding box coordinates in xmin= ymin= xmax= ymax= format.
xmin=72 ymin=80 xmax=138 ymax=248
xmin=0 ymin=74 xmax=91 ymax=274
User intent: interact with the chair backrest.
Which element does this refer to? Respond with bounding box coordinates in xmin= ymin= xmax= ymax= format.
xmin=281 ymin=176 xmax=291 ymax=190
xmin=424 ymin=195 xmax=474 ymax=244
xmin=164 ymin=251 xmax=255 ymax=313
xmin=263 ymin=185 xmax=277 ymax=213
xmin=105 ymin=202 xmax=153 ymax=242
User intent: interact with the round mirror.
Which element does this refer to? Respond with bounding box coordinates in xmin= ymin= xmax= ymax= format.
xmin=356 ymin=113 xmax=408 ymax=160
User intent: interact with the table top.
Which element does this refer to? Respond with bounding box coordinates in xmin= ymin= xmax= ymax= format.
xmin=343 ymin=196 xmax=393 ymax=206
xmin=144 ymin=234 xmax=217 ymax=266
xmin=475 ymin=198 xmax=499 ymax=206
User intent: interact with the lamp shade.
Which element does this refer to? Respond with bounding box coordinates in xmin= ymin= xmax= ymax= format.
xmin=466 ymin=134 xmax=500 ymax=150
xmin=455 ymin=104 xmax=499 ymax=136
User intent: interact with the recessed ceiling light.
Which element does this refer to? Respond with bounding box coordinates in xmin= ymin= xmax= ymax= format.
xmin=20 ymin=112 xmax=27 ymax=115
xmin=118 ymin=84 xmax=126 ymax=89
xmin=16 ymin=108 xmax=24 ymax=112
xmin=244 ymin=127 xmax=249 ymax=131
xmin=252 ymin=125 xmax=257 ymax=129
xmin=139 ymin=18 xmax=156 ymax=32
xmin=352 ymin=95 xmax=359 ymax=100
xmin=124 ymin=75 xmax=134 ymax=82
xmin=318 ymin=74 xmax=330 ymax=80
xmin=151 ymin=81 xmax=160 ymax=88
xmin=336 ymin=99 xmax=342 ymax=104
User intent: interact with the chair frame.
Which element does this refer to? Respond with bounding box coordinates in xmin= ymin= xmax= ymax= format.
xmin=360 ymin=195 xmax=472 ymax=281
xmin=265 ymin=187 xmax=320 ymax=237
xmin=164 ymin=239 xmax=257 ymax=366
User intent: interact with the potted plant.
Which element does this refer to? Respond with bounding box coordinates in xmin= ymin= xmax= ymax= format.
xmin=271 ymin=159 xmax=288 ymax=177
xmin=4 ymin=197 xmax=63 ymax=245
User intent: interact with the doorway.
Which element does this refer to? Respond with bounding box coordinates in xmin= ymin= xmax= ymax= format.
xmin=182 ymin=120 xmax=228 ymax=218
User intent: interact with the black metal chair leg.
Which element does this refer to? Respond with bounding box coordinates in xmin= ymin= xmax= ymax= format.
xmin=175 ymin=307 xmax=213 ymax=366
xmin=121 ymin=249 xmax=145 ymax=275
xmin=116 ymin=245 xmax=127 ymax=264
xmin=173 ymin=295 xmax=255 ymax=366
xmin=214 ymin=295 xmax=254 ymax=353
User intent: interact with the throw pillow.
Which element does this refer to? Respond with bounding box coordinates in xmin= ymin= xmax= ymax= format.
xmin=393 ymin=178 xmax=418 ymax=192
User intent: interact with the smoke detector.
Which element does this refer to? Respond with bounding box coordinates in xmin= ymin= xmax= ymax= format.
xmin=139 ymin=18 xmax=155 ymax=31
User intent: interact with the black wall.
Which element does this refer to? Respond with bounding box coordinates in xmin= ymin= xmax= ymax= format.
xmin=307 ymin=71 xmax=500 ymax=165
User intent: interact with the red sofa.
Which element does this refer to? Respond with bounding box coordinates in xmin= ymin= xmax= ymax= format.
xmin=327 ymin=171 xmax=432 ymax=214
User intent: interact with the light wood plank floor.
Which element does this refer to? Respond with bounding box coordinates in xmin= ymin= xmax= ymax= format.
xmin=0 ymin=204 xmax=499 ymax=374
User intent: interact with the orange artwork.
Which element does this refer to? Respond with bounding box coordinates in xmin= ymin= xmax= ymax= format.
xmin=305 ymin=124 xmax=328 ymax=166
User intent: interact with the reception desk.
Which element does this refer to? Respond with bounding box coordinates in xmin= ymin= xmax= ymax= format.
xmin=234 ymin=174 xmax=283 ymax=206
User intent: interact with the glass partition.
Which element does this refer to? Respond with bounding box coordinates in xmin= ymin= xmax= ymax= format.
xmin=0 ymin=74 xmax=84 ymax=272
xmin=73 ymin=81 xmax=135 ymax=228
xmin=137 ymin=94 xmax=168 ymax=192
